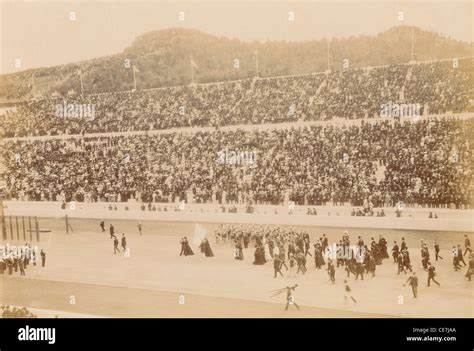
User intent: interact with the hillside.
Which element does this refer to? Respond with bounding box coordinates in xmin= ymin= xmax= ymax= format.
xmin=0 ymin=26 xmax=472 ymax=101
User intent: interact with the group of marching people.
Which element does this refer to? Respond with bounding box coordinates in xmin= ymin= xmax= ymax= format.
xmin=391 ymin=237 xmax=414 ymax=275
xmin=102 ymin=222 xmax=129 ymax=255
xmin=452 ymin=235 xmax=472 ymax=275
xmin=321 ymin=233 xmax=389 ymax=282
xmin=0 ymin=243 xmax=46 ymax=276
xmin=215 ymin=224 xmax=312 ymax=276
xmin=214 ymin=224 xmax=474 ymax=292
xmin=215 ymin=224 xmax=393 ymax=281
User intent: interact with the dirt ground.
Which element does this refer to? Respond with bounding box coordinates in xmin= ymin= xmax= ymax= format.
xmin=1 ymin=217 xmax=473 ymax=318
xmin=0 ymin=277 xmax=391 ymax=318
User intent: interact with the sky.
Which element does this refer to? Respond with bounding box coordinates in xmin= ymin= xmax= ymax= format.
xmin=0 ymin=0 xmax=472 ymax=74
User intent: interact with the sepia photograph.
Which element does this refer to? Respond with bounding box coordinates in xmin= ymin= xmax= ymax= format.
xmin=0 ymin=0 xmax=473 ymax=346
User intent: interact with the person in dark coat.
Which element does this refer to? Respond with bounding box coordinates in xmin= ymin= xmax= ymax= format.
xmin=397 ymin=252 xmax=406 ymax=274
xmin=400 ymin=237 xmax=407 ymax=251
xmin=7 ymin=257 xmax=13 ymax=275
xmin=99 ymin=220 xmax=105 ymax=232
xmin=279 ymin=251 xmax=288 ymax=270
xmin=253 ymin=244 xmax=266 ymax=265
xmin=404 ymin=272 xmax=419 ymax=298
xmin=296 ymin=252 xmax=307 ymax=275
xmin=273 ymin=255 xmax=283 ymax=278
xmin=322 ymin=234 xmax=328 ymax=252
xmin=327 ymin=259 xmax=336 ymax=284
xmin=243 ymin=234 xmax=250 ymax=249
xmin=402 ymin=249 xmax=412 ymax=272
xmin=466 ymin=254 xmax=474 ymax=281
xmin=368 ymin=254 xmax=376 ymax=277
xmin=392 ymin=241 xmax=399 ymax=263
xmin=109 ymin=224 xmax=115 ymax=239
xmin=453 ymin=246 xmax=461 ymax=271
xmin=421 ymin=246 xmax=430 ymax=269
xmin=199 ymin=238 xmax=214 ymax=257
xmin=40 ymin=249 xmax=46 ymax=267
xmin=113 ymin=237 xmax=120 ymax=254
xmin=19 ymin=258 xmax=25 ymax=276
xmin=183 ymin=237 xmax=194 ymax=256
xmin=427 ymin=264 xmax=440 ymax=287
xmin=464 ymin=235 xmax=471 ymax=257
xmin=180 ymin=237 xmax=194 ymax=256
xmin=379 ymin=235 xmax=389 ymax=259
xmin=355 ymin=261 xmax=364 ymax=280
xmin=295 ymin=237 xmax=304 ymax=253
xmin=287 ymin=242 xmax=296 ymax=260
xmin=457 ymin=245 xmax=466 ymax=266
xmin=314 ymin=244 xmax=325 ymax=269
xmin=179 ymin=238 xmax=187 ymax=256
xmin=121 ymin=234 xmax=127 ymax=251
xmin=434 ymin=241 xmax=443 ymax=261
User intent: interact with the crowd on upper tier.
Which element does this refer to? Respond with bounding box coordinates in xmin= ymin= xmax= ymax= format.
xmin=1 ymin=59 xmax=472 ymax=138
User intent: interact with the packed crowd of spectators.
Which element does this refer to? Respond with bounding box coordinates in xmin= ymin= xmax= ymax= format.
xmin=1 ymin=59 xmax=472 ymax=138
xmin=407 ymin=60 xmax=473 ymax=114
xmin=3 ymin=117 xmax=472 ymax=208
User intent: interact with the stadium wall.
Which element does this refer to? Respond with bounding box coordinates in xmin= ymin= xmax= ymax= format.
xmin=3 ymin=201 xmax=473 ymax=232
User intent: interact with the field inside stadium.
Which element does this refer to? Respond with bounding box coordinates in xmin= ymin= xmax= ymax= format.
xmin=1 ymin=215 xmax=473 ymax=318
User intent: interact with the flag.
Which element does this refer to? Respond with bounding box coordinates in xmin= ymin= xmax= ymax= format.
xmin=133 ymin=66 xmax=140 ymax=73
xmin=190 ymin=57 xmax=198 ymax=70
xmin=193 ymin=223 xmax=207 ymax=246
